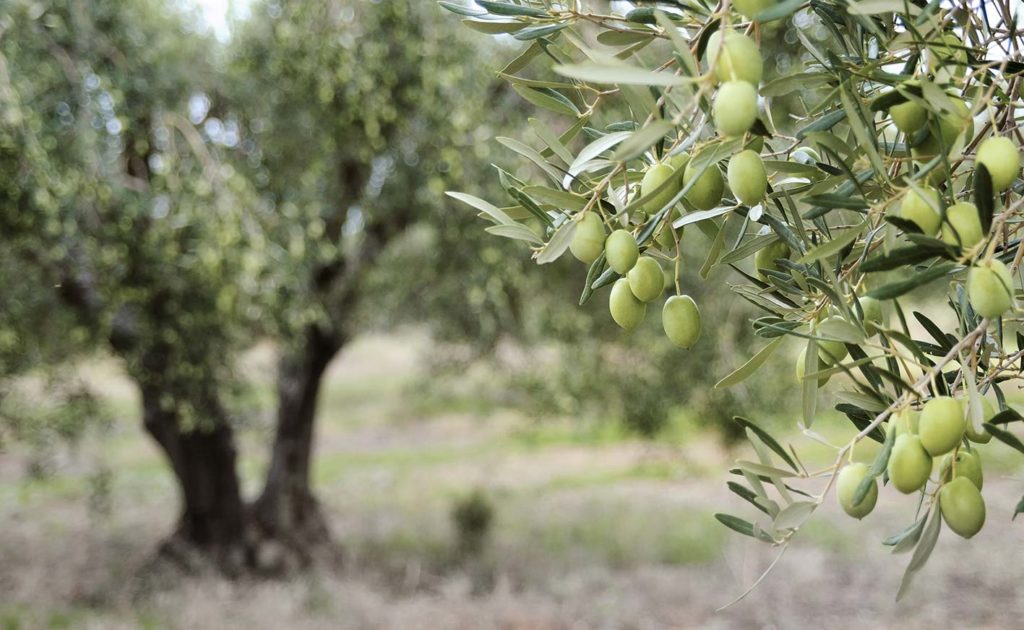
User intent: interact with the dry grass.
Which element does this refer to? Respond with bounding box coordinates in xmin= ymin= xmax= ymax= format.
xmin=2 ymin=330 xmax=1024 ymax=629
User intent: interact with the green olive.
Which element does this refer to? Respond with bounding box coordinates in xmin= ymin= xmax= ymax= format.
xmin=941 ymin=449 xmax=983 ymax=490
xmin=940 ymin=476 xmax=985 ymax=538
xmin=890 ymin=99 xmax=928 ymax=134
xmin=682 ymin=161 xmax=724 ymax=211
xmin=858 ymin=296 xmax=883 ymax=334
xmin=706 ymin=30 xmax=763 ymax=86
xmin=891 ymin=407 xmax=920 ymax=437
xmin=940 ymin=201 xmax=984 ymax=249
xmin=640 ymin=163 xmax=679 ymax=213
xmin=667 ymin=152 xmax=690 ymax=173
xmin=605 ymin=229 xmax=639 ymax=274
xmin=727 ymin=149 xmax=767 ymax=206
xmin=888 ymin=434 xmax=933 ymax=494
xmin=654 ymin=221 xmax=679 ymax=251
xmin=663 ymin=295 xmax=701 ymax=348
xmin=913 ymin=98 xmax=972 ymax=159
xmin=965 ymin=397 xmax=993 ymax=444
xmin=713 ymin=80 xmax=758 ymax=137
xmin=967 ymin=259 xmax=1014 ymax=319
xmin=795 ymin=348 xmax=829 ymax=387
xmin=755 ymin=239 xmax=790 ymax=278
xmin=569 ymin=212 xmax=606 ymax=264
xmin=627 ymin=256 xmax=664 ymax=302
xmin=609 ymin=278 xmax=646 ymax=330
xmin=919 ymin=396 xmax=965 ymax=456
xmin=899 ymin=186 xmax=942 ymax=235
xmin=976 ymin=136 xmax=1020 ymax=192
xmin=837 ymin=462 xmax=877 ymax=519
xmin=731 ymin=0 xmax=776 ymax=21
xmin=816 ymin=316 xmax=849 ymax=365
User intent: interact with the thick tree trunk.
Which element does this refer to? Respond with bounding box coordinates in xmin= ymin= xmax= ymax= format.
xmin=140 ymin=384 xmax=248 ymax=574
xmin=250 ymin=325 xmax=344 ymax=571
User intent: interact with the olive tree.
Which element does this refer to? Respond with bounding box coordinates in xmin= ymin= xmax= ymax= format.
xmin=444 ymin=0 xmax=1024 ymax=597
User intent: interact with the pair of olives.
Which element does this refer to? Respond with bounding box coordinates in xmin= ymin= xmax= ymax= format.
xmin=706 ymin=30 xmax=762 ymax=138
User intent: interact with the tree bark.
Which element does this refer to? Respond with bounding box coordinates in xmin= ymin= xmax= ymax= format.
xmin=250 ymin=324 xmax=344 ymax=570
xmin=139 ymin=382 xmax=248 ymax=574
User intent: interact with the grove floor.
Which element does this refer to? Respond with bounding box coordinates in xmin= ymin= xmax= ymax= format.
xmin=2 ymin=331 xmax=1023 ymax=629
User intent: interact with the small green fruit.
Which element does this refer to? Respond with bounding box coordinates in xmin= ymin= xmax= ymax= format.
xmin=899 ymin=186 xmax=942 ymax=235
xmin=713 ymin=80 xmax=758 ymax=137
xmin=654 ymin=221 xmax=679 ymax=251
xmin=888 ymin=434 xmax=933 ymax=494
xmin=795 ymin=348 xmax=829 ymax=387
xmin=858 ymin=296 xmax=883 ymax=334
xmin=627 ymin=256 xmax=664 ymax=302
xmin=706 ymin=30 xmax=763 ymax=85
xmin=605 ymin=229 xmax=639 ymax=274
xmin=727 ymin=149 xmax=767 ymax=206
xmin=965 ymin=397 xmax=993 ymax=444
xmin=919 ymin=396 xmax=965 ymax=456
xmin=663 ymin=295 xmax=701 ymax=348
xmin=941 ymin=449 xmax=983 ymax=490
xmin=890 ymin=99 xmax=927 ymax=134
xmin=940 ymin=202 xmax=984 ymax=249
xmin=967 ymin=259 xmax=1014 ymax=319
xmin=641 ymin=163 xmax=679 ymax=213
xmin=682 ymin=161 xmax=725 ymax=211
xmin=837 ymin=462 xmax=877 ymax=519
xmin=913 ymin=98 xmax=972 ymax=159
xmin=891 ymin=407 xmax=920 ymax=437
xmin=755 ymin=240 xmax=790 ymax=277
xmin=976 ymin=136 xmax=1020 ymax=192
xmin=609 ymin=278 xmax=646 ymax=330
xmin=667 ymin=152 xmax=690 ymax=173
xmin=940 ymin=476 xmax=985 ymax=538
xmin=732 ymin=0 xmax=776 ymax=21
xmin=816 ymin=316 xmax=849 ymax=365
xmin=570 ymin=212 xmax=605 ymax=264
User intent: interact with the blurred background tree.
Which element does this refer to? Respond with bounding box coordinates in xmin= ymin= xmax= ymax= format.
xmin=0 ymin=0 xmax=790 ymax=574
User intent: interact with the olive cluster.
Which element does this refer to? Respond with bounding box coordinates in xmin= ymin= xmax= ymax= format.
xmin=567 ymin=27 xmax=773 ymax=348
xmin=839 ymin=396 xmax=992 ymax=538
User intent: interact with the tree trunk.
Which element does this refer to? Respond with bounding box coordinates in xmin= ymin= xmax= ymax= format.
xmin=140 ymin=383 xmax=248 ymax=574
xmin=250 ymin=325 xmax=344 ymax=571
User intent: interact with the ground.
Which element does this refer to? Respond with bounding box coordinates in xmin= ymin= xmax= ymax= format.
xmin=2 ymin=330 xmax=1023 ymax=629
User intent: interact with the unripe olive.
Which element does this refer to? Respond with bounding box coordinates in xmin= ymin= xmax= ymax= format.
xmin=965 ymin=397 xmax=993 ymax=444
xmin=713 ymin=80 xmax=758 ymax=137
xmin=891 ymin=407 xmax=920 ymax=437
xmin=976 ymin=136 xmax=1020 ymax=192
xmin=858 ymin=296 xmax=883 ymax=334
xmin=795 ymin=349 xmax=829 ymax=387
xmin=913 ymin=98 xmax=972 ymax=159
xmin=627 ymin=256 xmax=664 ymax=302
xmin=706 ymin=30 xmax=763 ymax=86
xmin=682 ymin=161 xmax=725 ymax=211
xmin=605 ymin=229 xmax=639 ymax=274
xmin=663 ymin=295 xmax=701 ymax=348
xmin=928 ymin=32 xmax=969 ymax=74
xmin=888 ymin=434 xmax=933 ymax=494
xmin=654 ymin=222 xmax=678 ymax=250
xmin=732 ymin=0 xmax=775 ymax=20
xmin=609 ymin=278 xmax=646 ymax=330
xmin=967 ymin=259 xmax=1015 ymax=319
xmin=641 ymin=163 xmax=679 ymax=213
xmin=941 ymin=449 xmax=983 ymax=490
xmin=837 ymin=462 xmax=877 ymax=519
xmin=890 ymin=99 xmax=927 ymax=134
xmin=755 ymin=240 xmax=790 ymax=277
xmin=940 ymin=476 xmax=985 ymax=538
xmin=728 ymin=149 xmax=767 ymax=206
xmin=919 ymin=396 xmax=965 ymax=456
xmin=570 ymin=212 xmax=606 ymax=264
xmin=667 ymin=152 xmax=690 ymax=173
xmin=940 ymin=202 xmax=984 ymax=249
xmin=816 ymin=316 xmax=849 ymax=365
xmin=899 ymin=186 xmax=942 ymax=235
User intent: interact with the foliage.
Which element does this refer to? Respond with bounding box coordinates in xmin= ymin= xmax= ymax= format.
xmin=444 ymin=0 xmax=1024 ymax=596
